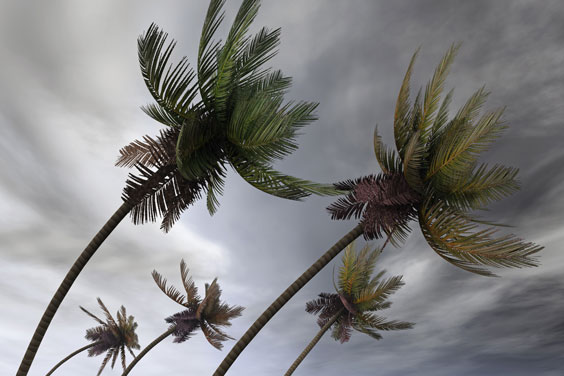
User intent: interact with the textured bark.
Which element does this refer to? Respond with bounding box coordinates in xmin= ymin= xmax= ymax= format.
xmin=45 ymin=342 xmax=98 ymax=376
xmin=121 ymin=327 xmax=176 ymax=376
xmin=213 ymin=224 xmax=363 ymax=376
xmin=284 ymin=309 xmax=343 ymax=376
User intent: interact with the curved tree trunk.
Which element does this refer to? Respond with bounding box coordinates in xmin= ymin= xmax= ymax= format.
xmin=122 ymin=327 xmax=176 ymax=376
xmin=213 ymin=224 xmax=363 ymax=376
xmin=284 ymin=309 xmax=343 ymax=376
xmin=45 ymin=342 xmax=98 ymax=376
xmin=17 ymin=165 xmax=176 ymax=376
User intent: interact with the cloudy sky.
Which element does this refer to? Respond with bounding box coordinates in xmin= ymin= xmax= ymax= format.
xmin=1 ymin=1 xmax=563 ymax=375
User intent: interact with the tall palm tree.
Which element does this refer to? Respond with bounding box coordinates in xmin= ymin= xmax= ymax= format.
xmin=122 ymin=259 xmax=243 ymax=375
xmin=285 ymin=242 xmax=413 ymax=375
xmin=46 ymin=298 xmax=139 ymax=376
xmin=17 ymin=1 xmax=338 ymax=374
xmin=212 ymin=43 xmax=543 ymax=375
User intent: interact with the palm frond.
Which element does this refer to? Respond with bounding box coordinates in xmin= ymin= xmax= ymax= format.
xmin=138 ymin=23 xmax=199 ymax=120
xmin=165 ymin=309 xmax=200 ymax=343
xmin=373 ymin=125 xmax=401 ymax=174
xmin=394 ymin=47 xmax=420 ymax=158
xmin=402 ymin=130 xmax=426 ymax=192
xmin=418 ymin=200 xmax=542 ymax=276
xmin=180 ymin=259 xmax=200 ymax=304
xmin=205 ymin=167 xmax=227 ymax=215
xmin=198 ymin=0 xmax=225 ymax=108
xmin=354 ymin=312 xmax=414 ymax=332
xmin=213 ymin=0 xmax=260 ymax=120
xmin=152 ymin=270 xmax=186 ymax=305
xmin=116 ymin=127 xmax=178 ymax=169
xmin=141 ymin=102 xmax=183 ymax=128
xmin=419 ymin=43 xmax=460 ymax=141
xmin=200 ymin=321 xmax=226 ymax=350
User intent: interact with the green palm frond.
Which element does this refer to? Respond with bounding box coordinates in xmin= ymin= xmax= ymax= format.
xmin=373 ymin=125 xmax=401 ymax=174
xmin=138 ymin=24 xmax=199 ymax=121
xmin=213 ymin=0 xmax=260 ymax=120
xmin=394 ymin=48 xmax=420 ymax=158
xmin=402 ymin=129 xmax=426 ymax=192
xmin=418 ymin=200 xmax=542 ymax=276
xmin=141 ymin=102 xmax=183 ymax=128
xmin=354 ymin=312 xmax=413 ymax=333
xmin=442 ymin=163 xmax=520 ymax=210
xmin=419 ymin=43 xmax=460 ymax=142
xmin=426 ymin=107 xmax=507 ymax=192
xmin=206 ymin=169 xmax=227 ymax=215
xmin=230 ymin=157 xmax=339 ymax=199
xmin=197 ymin=0 xmax=225 ymax=108
xmin=354 ymin=275 xmax=404 ymax=311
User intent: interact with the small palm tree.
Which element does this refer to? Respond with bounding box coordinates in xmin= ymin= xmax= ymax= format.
xmin=213 ymin=44 xmax=543 ymax=375
xmin=18 ymin=1 xmax=337 ymax=374
xmin=122 ymin=259 xmax=243 ymax=375
xmin=46 ymin=298 xmax=139 ymax=376
xmin=285 ymin=242 xmax=413 ymax=375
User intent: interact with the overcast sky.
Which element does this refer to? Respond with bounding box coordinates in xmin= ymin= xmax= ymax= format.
xmin=1 ymin=1 xmax=563 ymax=375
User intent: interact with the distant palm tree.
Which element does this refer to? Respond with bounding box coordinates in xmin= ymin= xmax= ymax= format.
xmin=213 ymin=43 xmax=543 ymax=375
xmin=46 ymin=298 xmax=139 ymax=376
xmin=285 ymin=242 xmax=413 ymax=375
xmin=17 ymin=1 xmax=338 ymax=374
xmin=122 ymin=259 xmax=243 ymax=375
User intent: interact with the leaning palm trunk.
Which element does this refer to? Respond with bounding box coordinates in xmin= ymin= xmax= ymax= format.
xmin=213 ymin=225 xmax=363 ymax=376
xmin=17 ymin=165 xmax=175 ymax=376
xmin=122 ymin=327 xmax=176 ymax=376
xmin=284 ymin=309 xmax=343 ymax=376
xmin=45 ymin=342 xmax=98 ymax=376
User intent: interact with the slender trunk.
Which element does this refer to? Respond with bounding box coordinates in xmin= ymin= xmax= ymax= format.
xmin=45 ymin=342 xmax=98 ymax=376
xmin=121 ymin=327 xmax=176 ymax=376
xmin=284 ymin=309 xmax=344 ymax=376
xmin=17 ymin=165 xmax=176 ymax=376
xmin=213 ymin=224 xmax=363 ymax=376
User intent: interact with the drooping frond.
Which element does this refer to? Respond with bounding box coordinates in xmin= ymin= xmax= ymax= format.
xmin=418 ymin=200 xmax=542 ymax=276
xmin=373 ymin=125 xmax=401 ymax=174
xmin=331 ymin=315 xmax=353 ymax=343
xmin=165 ymin=309 xmax=200 ymax=343
xmin=141 ymin=102 xmax=183 ymax=128
xmin=205 ymin=166 xmax=227 ymax=215
xmin=200 ymin=321 xmax=227 ymax=350
xmin=419 ymin=43 xmax=460 ymax=141
xmin=394 ymin=47 xmax=420 ymax=158
xmin=138 ymin=23 xmax=199 ymax=121
xmin=231 ymin=157 xmax=339 ymax=200
xmin=328 ymin=173 xmax=421 ymax=240
xmin=152 ymin=270 xmax=186 ymax=306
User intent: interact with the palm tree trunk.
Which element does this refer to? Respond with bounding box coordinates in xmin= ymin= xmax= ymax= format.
xmin=284 ymin=309 xmax=344 ymax=376
xmin=17 ymin=165 xmax=176 ymax=376
xmin=213 ymin=224 xmax=363 ymax=376
xmin=45 ymin=342 xmax=98 ymax=376
xmin=122 ymin=327 xmax=176 ymax=376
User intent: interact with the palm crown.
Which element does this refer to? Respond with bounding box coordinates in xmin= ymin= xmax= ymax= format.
xmin=152 ymin=259 xmax=244 ymax=349
xmin=306 ymin=242 xmax=413 ymax=343
xmin=117 ymin=0 xmax=337 ymax=232
xmin=328 ymin=44 xmax=542 ymax=276
xmin=79 ymin=298 xmax=140 ymax=375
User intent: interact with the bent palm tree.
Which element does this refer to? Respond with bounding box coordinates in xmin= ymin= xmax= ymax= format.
xmin=122 ymin=259 xmax=243 ymax=375
xmin=17 ymin=1 xmax=337 ymax=374
xmin=46 ymin=298 xmax=139 ymax=376
xmin=213 ymin=43 xmax=543 ymax=375
xmin=285 ymin=242 xmax=413 ymax=375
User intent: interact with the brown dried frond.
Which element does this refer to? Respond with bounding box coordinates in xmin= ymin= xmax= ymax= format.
xmin=327 ymin=173 xmax=421 ymax=240
xmin=116 ymin=127 xmax=178 ymax=168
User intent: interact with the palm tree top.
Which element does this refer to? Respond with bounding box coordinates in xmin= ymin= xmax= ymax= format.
xmin=307 ymin=242 xmax=413 ymax=343
xmin=327 ymin=43 xmax=543 ymax=276
xmin=116 ymin=0 xmax=340 ymax=232
xmin=153 ymin=259 xmax=244 ymax=349
xmin=79 ymin=298 xmax=140 ymax=375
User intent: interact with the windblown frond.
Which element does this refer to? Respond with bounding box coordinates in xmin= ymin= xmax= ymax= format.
xmin=198 ymin=0 xmax=225 ymax=108
xmin=138 ymin=23 xmax=199 ymax=121
xmin=418 ymin=200 xmax=542 ymax=276
xmin=152 ymin=270 xmax=187 ymax=306
xmin=373 ymin=125 xmax=401 ymax=174
xmin=394 ymin=48 xmax=420 ymax=158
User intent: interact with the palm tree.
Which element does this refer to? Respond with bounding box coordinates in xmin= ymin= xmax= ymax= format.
xmin=212 ymin=43 xmax=543 ymax=375
xmin=17 ymin=1 xmax=338 ymax=374
xmin=122 ymin=259 xmax=243 ymax=375
xmin=285 ymin=242 xmax=413 ymax=375
xmin=46 ymin=298 xmax=139 ymax=376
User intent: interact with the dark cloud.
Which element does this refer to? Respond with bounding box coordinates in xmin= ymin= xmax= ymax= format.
xmin=1 ymin=1 xmax=563 ymax=375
